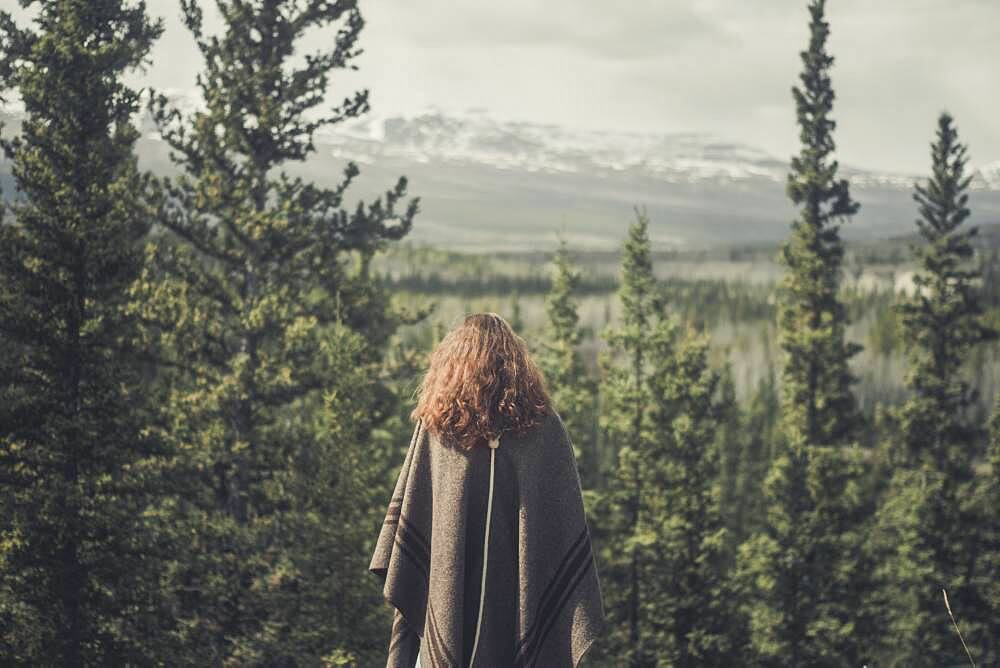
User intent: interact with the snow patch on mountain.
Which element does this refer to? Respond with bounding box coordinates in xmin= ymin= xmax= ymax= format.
xmin=313 ymin=109 xmax=999 ymax=191
xmin=2 ymin=90 xmax=999 ymax=193
xmin=316 ymin=110 xmax=792 ymax=184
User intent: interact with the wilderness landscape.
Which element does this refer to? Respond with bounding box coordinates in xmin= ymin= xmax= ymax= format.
xmin=1 ymin=0 xmax=999 ymax=666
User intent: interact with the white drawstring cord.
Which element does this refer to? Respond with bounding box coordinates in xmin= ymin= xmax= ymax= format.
xmin=468 ymin=434 xmax=499 ymax=667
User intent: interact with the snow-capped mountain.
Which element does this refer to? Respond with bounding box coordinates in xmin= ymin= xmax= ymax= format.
xmin=4 ymin=94 xmax=1000 ymax=251
xmin=316 ymin=108 xmax=999 ymax=191
xmin=318 ymin=110 xmax=791 ymax=183
xmin=296 ymin=109 xmax=1000 ymax=249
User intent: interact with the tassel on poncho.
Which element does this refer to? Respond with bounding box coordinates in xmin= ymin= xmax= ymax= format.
xmin=369 ymin=410 xmax=607 ymax=667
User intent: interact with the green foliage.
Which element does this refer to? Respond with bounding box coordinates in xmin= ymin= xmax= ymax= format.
xmin=736 ymin=444 xmax=870 ymax=665
xmin=590 ymin=209 xmax=663 ymax=666
xmin=715 ymin=364 xmax=742 ymax=549
xmin=0 ymin=1 xmax=170 ymax=662
xmin=509 ymin=289 xmax=525 ymax=332
xmin=737 ymin=3 xmax=874 ymax=664
xmin=241 ymin=325 xmax=402 ymax=664
xmin=777 ymin=0 xmax=862 ymax=448
xmin=131 ymin=0 xmax=420 ymax=661
xmin=869 ymin=464 xmax=982 ymax=666
xmin=644 ymin=328 xmax=737 ymax=665
xmin=718 ymin=367 xmax=781 ymax=551
xmin=537 ymin=238 xmax=599 ymax=485
xmin=591 ymin=210 xmax=736 ymax=665
xmin=972 ymin=397 xmax=1000 ymax=663
xmin=873 ymin=113 xmax=1000 ymax=666
xmin=895 ymin=112 xmax=999 ymax=474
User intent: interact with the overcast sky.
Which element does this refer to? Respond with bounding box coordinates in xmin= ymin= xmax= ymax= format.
xmin=12 ymin=1 xmax=999 ymax=174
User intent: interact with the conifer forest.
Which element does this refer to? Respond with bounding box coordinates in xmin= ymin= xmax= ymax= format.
xmin=2 ymin=0 xmax=999 ymax=665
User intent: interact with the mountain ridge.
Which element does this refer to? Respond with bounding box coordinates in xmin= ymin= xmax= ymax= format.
xmin=3 ymin=94 xmax=1000 ymax=251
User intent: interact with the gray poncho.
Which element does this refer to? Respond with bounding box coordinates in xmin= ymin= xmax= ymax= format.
xmin=369 ymin=410 xmax=607 ymax=667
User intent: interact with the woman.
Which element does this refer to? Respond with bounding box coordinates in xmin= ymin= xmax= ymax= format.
xmin=369 ymin=312 xmax=606 ymax=667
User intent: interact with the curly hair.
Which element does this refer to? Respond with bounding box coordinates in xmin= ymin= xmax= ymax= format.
xmin=410 ymin=312 xmax=552 ymax=451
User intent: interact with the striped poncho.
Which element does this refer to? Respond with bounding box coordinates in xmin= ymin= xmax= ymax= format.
xmin=369 ymin=409 xmax=607 ymax=667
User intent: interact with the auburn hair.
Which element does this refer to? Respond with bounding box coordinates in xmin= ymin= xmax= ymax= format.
xmin=410 ymin=312 xmax=552 ymax=451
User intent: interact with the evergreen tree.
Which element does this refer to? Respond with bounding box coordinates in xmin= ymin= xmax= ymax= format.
xmin=895 ymin=112 xmax=998 ymax=474
xmin=737 ymin=3 xmax=872 ymax=663
xmin=731 ymin=370 xmax=780 ymax=543
xmin=777 ymin=0 xmax=861 ymax=447
xmin=137 ymin=0 xmax=418 ymax=661
xmin=593 ymin=210 xmax=736 ymax=664
xmin=873 ymin=113 xmax=998 ymax=665
xmin=870 ymin=463 xmax=974 ymax=666
xmin=736 ymin=440 xmax=869 ymax=665
xmin=973 ymin=396 xmax=1000 ymax=663
xmin=252 ymin=323 xmax=407 ymax=665
xmin=538 ymin=238 xmax=598 ymax=485
xmin=591 ymin=208 xmax=664 ymax=665
xmin=0 ymin=1 xmax=170 ymax=662
xmin=645 ymin=327 xmax=735 ymax=664
xmin=715 ymin=363 xmax=743 ymax=551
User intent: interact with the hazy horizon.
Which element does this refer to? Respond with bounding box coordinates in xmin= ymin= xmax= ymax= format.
xmin=133 ymin=0 xmax=1000 ymax=175
xmin=3 ymin=1 xmax=998 ymax=175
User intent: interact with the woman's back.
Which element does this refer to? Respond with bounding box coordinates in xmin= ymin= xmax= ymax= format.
xmin=459 ymin=425 xmax=518 ymax=665
xmin=369 ymin=312 xmax=606 ymax=667
xmin=370 ymin=409 xmax=606 ymax=667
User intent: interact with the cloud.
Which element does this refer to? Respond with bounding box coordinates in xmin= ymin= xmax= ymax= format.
xmin=80 ymin=0 xmax=1000 ymax=173
xmin=370 ymin=0 xmax=736 ymax=61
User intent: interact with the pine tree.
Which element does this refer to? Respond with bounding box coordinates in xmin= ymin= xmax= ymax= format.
xmin=869 ymin=462 xmax=974 ymax=666
xmin=895 ymin=112 xmax=998 ymax=475
xmin=715 ymin=363 xmax=743 ymax=551
xmin=973 ymin=396 xmax=1000 ymax=663
xmin=593 ymin=210 xmax=736 ymax=664
xmin=136 ymin=0 xmax=419 ymax=661
xmin=645 ymin=327 xmax=735 ymax=664
xmin=873 ymin=113 xmax=998 ymax=665
xmin=0 ymin=1 xmax=170 ymax=662
xmin=253 ymin=323 xmax=406 ymax=665
xmin=736 ymin=441 xmax=869 ymax=665
xmin=777 ymin=0 xmax=861 ymax=448
xmin=591 ymin=208 xmax=664 ymax=665
xmin=731 ymin=370 xmax=780 ymax=543
xmin=737 ymin=3 xmax=872 ymax=663
xmin=538 ymin=238 xmax=598 ymax=485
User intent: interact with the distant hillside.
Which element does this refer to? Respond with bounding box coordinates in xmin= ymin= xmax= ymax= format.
xmin=4 ymin=97 xmax=1000 ymax=251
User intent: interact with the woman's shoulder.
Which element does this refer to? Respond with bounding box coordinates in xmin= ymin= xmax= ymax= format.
xmin=505 ymin=407 xmax=569 ymax=457
xmin=534 ymin=406 xmax=560 ymax=428
xmin=504 ymin=407 xmax=580 ymax=496
xmin=512 ymin=406 xmax=563 ymax=437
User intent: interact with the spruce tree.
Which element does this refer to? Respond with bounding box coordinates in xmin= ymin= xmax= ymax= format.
xmin=593 ymin=210 xmax=736 ymax=664
xmin=591 ymin=208 xmax=664 ymax=665
xmin=715 ymin=363 xmax=743 ymax=551
xmin=645 ymin=327 xmax=735 ymax=664
xmin=895 ymin=112 xmax=998 ymax=474
xmin=137 ymin=0 xmax=418 ymax=662
xmin=737 ymin=2 xmax=872 ymax=663
xmin=539 ymin=238 xmax=598 ymax=485
xmin=731 ymin=370 xmax=780 ymax=543
xmin=873 ymin=113 xmax=998 ymax=665
xmin=0 ymin=1 xmax=170 ymax=662
xmin=973 ymin=396 xmax=1000 ymax=663
xmin=870 ymin=463 xmax=972 ymax=666
xmin=736 ymin=440 xmax=869 ymax=665
xmin=777 ymin=0 xmax=861 ymax=447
